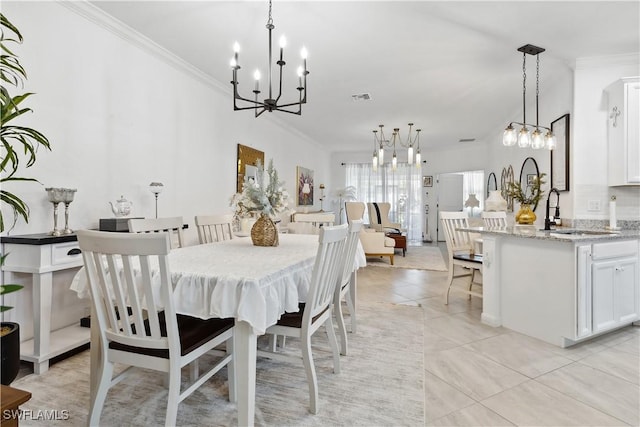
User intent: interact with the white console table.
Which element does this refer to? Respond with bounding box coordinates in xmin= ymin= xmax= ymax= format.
xmin=1 ymin=233 xmax=89 ymax=374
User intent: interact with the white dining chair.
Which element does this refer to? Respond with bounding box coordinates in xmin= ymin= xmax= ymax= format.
xmin=258 ymin=224 xmax=348 ymax=414
xmin=128 ymin=216 xmax=185 ymax=249
xmin=194 ymin=214 xmax=234 ymax=244
xmin=481 ymin=211 xmax=508 ymax=228
xmin=76 ymin=230 xmax=235 ymax=427
xmin=440 ymin=211 xmax=483 ymax=305
xmin=334 ymin=219 xmax=363 ymax=356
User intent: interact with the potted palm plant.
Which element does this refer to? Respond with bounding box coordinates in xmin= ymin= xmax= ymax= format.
xmin=1 ymin=13 xmax=52 ymax=385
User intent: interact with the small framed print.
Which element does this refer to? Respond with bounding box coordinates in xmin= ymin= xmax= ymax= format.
xmin=423 ymin=176 xmax=433 ymax=187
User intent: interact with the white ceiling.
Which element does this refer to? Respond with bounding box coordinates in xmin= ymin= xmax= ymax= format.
xmin=90 ymin=1 xmax=639 ymax=153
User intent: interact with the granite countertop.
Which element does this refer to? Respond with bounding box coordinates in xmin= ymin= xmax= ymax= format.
xmin=460 ymin=226 xmax=640 ymax=242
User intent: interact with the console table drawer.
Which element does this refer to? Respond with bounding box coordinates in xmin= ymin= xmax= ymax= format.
xmin=51 ymin=242 xmax=82 ymax=266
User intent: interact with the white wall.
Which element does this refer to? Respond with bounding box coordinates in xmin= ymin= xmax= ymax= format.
xmin=1 ymin=1 xmax=330 ymax=335
xmin=3 ymin=2 xmax=330 ymax=242
xmin=572 ymin=54 xmax=640 ymax=220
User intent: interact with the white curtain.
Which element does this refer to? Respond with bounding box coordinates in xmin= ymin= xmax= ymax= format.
xmin=462 ymin=170 xmax=485 ymax=217
xmin=345 ymin=163 xmax=422 ymax=241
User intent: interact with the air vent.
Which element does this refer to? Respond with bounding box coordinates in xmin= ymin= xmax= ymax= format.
xmin=458 ymin=138 xmax=476 ymax=143
xmin=351 ymin=93 xmax=372 ymax=102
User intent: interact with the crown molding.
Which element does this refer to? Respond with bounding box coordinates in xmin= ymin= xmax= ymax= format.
xmin=575 ymin=53 xmax=640 ymax=70
xmin=57 ymin=0 xmax=229 ymax=95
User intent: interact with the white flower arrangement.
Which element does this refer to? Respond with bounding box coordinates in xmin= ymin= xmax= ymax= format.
xmin=230 ymin=159 xmax=289 ymax=219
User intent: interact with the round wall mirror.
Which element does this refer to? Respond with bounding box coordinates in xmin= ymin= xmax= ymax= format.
xmin=486 ymin=172 xmax=497 ymax=197
xmin=519 ymin=157 xmax=541 ymax=211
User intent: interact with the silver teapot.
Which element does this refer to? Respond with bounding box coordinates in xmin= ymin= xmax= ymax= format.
xmin=109 ymin=195 xmax=133 ymax=217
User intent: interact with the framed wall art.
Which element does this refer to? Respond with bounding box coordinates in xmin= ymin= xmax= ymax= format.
xmin=550 ymin=113 xmax=570 ymax=192
xmin=296 ymin=166 xmax=314 ymax=206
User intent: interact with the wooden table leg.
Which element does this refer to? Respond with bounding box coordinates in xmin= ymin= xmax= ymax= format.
xmin=234 ymin=321 xmax=257 ymax=427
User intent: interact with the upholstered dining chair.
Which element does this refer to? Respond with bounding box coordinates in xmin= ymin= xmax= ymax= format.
xmin=440 ymin=211 xmax=483 ymax=305
xmin=77 ymin=230 xmax=235 ymax=427
xmin=128 ymin=216 xmax=185 ymax=249
xmin=481 ymin=211 xmax=508 ymax=228
xmin=367 ymin=202 xmax=402 ymax=232
xmin=334 ymin=219 xmax=363 ymax=356
xmin=258 ymin=224 xmax=348 ymax=414
xmin=194 ymin=214 xmax=234 ymax=244
xmin=346 ymin=202 xmax=395 ymax=265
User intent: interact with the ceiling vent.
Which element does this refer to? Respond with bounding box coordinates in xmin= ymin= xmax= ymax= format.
xmin=351 ymin=93 xmax=372 ymax=102
xmin=459 ymin=138 xmax=476 ymax=143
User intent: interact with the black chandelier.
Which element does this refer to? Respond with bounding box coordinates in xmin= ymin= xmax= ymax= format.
xmin=502 ymin=44 xmax=556 ymax=149
xmin=230 ymin=0 xmax=309 ymax=117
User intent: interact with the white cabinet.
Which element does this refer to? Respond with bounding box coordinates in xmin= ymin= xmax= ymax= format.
xmin=606 ymin=76 xmax=640 ymax=186
xmin=578 ymin=240 xmax=639 ymax=338
xmin=591 ymin=240 xmax=639 ymax=333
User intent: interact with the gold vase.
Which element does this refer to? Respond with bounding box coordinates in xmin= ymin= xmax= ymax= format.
xmin=515 ymin=204 xmax=536 ymax=225
xmin=250 ymin=213 xmax=279 ymax=247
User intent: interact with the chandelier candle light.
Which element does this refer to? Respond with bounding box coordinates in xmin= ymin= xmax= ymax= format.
xmin=502 ymin=44 xmax=556 ymax=150
xmin=230 ymin=0 xmax=309 ymax=117
xmin=372 ymin=123 xmax=422 ymax=171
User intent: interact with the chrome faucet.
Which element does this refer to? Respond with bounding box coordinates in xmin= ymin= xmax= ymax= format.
xmin=544 ymin=188 xmax=561 ymax=230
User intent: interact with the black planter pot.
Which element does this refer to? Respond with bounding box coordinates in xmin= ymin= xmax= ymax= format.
xmin=1 ymin=322 xmax=20 ymax=385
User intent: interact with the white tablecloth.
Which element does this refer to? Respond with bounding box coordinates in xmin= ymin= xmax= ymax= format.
xmin=71 ymin=233 xmax=366 ymax=335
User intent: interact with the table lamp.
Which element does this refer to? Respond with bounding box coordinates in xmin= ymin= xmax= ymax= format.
xmin=149 ymin=182 xmax=164 ymax=218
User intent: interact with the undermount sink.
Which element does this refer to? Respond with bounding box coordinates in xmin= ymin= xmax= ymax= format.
xmin=546 ymin=229 xmax=620 ymax=236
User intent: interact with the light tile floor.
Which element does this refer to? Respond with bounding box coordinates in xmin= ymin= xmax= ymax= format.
xmin=358 ymin=243 xmax=640 ymax=426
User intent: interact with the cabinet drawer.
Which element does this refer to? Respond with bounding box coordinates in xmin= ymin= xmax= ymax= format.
xmin=51 ymin=242 xmax=82 ymax=266
xmin=592 ymin=240 xmax=638 ymax=260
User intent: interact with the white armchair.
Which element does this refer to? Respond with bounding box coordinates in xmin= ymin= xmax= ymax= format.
xmin=359 ymin=228 xmax=395 ymax=265
xmin=367 ymin=202 xmax=402 ymax=233
xmin=345 ymin=202 xmax=395 ymax=265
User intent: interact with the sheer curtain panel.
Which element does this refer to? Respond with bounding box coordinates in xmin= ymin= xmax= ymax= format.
xmin=345 ymin=163 xmax=422 ymax=241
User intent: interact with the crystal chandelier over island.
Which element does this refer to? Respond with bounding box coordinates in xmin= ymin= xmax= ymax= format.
xmin=372 ymin=123 xmax=422 ymax=171
xmin=502 ymin=44 xmax=556 ymax=150
xmin=230 ymin=0 xmax=309 ymax=117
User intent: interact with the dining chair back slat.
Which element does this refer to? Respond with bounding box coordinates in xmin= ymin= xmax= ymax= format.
xmin=305 ymin=224 xmax=348 ymax=320
xmin=128 ymin=216 xmax=185 ymax=249
xmin=195 ymin=214 xmax=234 ymax=244
xmin=334 ymin=219 xmax=363 ymax=355
xmin=481 ymin=211 xmax=508 ymax=228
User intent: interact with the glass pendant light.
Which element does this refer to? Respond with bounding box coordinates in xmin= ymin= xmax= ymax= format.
xmin=517 ymin=126 xmax=531 ymax=148
xmin=531 ymin=128 xmax=545 ymax=149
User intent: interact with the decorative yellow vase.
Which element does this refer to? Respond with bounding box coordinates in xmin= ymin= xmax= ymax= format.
xmin=251 ymin=213 xmax=279 ymax=247
xmin=515 ymin=204 xmax=537 ymax=225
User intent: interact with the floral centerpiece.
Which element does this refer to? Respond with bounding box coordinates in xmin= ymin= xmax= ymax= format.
xmin=230 ymin=159 xmax=289 ymax=246
xmin=505 ymin=173 xmax=546 ymax=224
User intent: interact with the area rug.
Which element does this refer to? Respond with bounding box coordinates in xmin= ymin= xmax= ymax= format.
xmin=12 ymin=302 xmax=424 ymax=426
xmin=366 ymin=245 xmax=448 ymax=271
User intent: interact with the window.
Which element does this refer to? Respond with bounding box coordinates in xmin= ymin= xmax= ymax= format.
xmin=345 ymin=163 xmax=422 ymax=241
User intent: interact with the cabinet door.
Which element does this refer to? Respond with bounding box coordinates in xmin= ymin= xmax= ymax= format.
xmin=592 ymin=259 xmax=617 ymax=333
xmin=625 ymin=81 xmax=640 ymax=183
xmin=615 ymin=257 xmax=639 ymax=323
xmin=592 ymin=257 xmax=639 ymax=333
xmin=607 ymin=77 xmax=640 ymax=185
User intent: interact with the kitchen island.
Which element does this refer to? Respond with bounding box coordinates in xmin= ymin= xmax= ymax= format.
xmin=465 ymin=226 xmax=640 ymax=347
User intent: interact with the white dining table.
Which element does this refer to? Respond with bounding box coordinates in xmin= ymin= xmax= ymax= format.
xmin=70 ymin=232 xmax=365 ymax=426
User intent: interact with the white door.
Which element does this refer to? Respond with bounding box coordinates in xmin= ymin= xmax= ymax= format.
xmin=436 ymin=173 xmax=464 ymax=242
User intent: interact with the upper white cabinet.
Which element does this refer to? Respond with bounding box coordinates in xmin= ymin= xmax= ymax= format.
xmin=606 ymin=77 xmax=640 ymax=186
